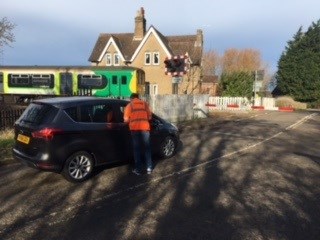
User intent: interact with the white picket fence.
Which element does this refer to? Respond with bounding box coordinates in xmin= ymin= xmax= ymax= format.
xmin=207 ymin=97 xmax=276 ymax=110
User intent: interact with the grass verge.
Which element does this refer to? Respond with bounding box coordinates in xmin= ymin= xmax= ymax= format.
xmin=0 ymin=129 xmax=15 ymax=164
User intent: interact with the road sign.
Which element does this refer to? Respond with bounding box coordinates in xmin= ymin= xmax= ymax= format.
xmin=172 ymin=76 xmax=183 ymax=84
xmin=253 ymin=80 xmax=263 ymax=92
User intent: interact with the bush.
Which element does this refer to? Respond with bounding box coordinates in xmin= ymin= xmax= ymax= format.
xmin=307 ymin=100 xmax=320 ymax=109
xmin=275 ymin=96 xmax=307 ymax=109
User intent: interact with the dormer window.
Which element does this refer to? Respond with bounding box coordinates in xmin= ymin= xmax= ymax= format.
xmin=145 ymin=52 xmax=160 ymax=65
xmin=105 ymin=53 xmax=121 ymax=66
xmin=114 ymin=54 xmax=120 ymax=66
xmin=105 ymin=54 xmax=112 ymax=66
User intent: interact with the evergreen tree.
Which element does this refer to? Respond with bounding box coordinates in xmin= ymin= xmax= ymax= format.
xmin=276 ymin=20 xmax=320 ymax=103
xmin=219 ymin=71 xmax=254 ymax=98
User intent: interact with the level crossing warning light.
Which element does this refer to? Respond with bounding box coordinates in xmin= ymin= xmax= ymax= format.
xmin=164 ymin=55 xmax=188 ymax=76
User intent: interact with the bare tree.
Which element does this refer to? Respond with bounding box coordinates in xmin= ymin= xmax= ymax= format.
xmin=180 ymin=65 xmax=202 ymax=94
xmin=202 ymin=50 xmax=220 ymax=75
xmin=221 ymin=48 xmax=262 ymax=73
xmin=0 ymin=17 xmax=16 ymax=55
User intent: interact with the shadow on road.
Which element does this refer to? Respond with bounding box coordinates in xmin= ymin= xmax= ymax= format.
xmin=1 ymin=111 xmax=320 ymax=239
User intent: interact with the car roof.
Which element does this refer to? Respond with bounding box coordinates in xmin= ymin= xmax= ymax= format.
xmin=33 ymin=96 xmax=129 ymax=108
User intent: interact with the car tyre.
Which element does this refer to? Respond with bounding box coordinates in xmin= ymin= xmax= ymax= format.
xmin=62 ymin=151 xmax=94 ymax=183
xmin=159 ymin=135 xmax=177 ymax=158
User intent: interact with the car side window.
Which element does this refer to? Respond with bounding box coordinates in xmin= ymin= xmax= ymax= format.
xmin=80 ymin=105 xmax=94 ymax=122
xmin=64 ymin=107 xmax=78 ymax=121
xmin=117 ymin=103 xmax=128 ymax=123
xmin=64 ymin=104 xmax=113 ymax=123
xmin=92 ymin=104 xmax=114 ymax=123
xmin=65 ymin=103 xmax=119 ymax=123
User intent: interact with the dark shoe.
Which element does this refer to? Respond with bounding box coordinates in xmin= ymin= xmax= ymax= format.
xmin=132 ymin=169 xmax=141 ymax=176
xmin=147 ymin=168 xmax=153 ymax=174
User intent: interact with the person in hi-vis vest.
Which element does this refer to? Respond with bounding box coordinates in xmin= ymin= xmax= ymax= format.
xmin=124 ymin=93 xmax=153 ymax=175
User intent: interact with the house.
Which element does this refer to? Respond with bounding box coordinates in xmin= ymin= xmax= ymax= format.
xmin=200 ymin=75 xmax=219 ymax=96
xmin=88 ymin=7 xmax=203 ymax=95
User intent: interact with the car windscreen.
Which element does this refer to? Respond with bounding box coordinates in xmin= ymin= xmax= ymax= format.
xmin=18 ymin=103 xmax=58 ymax=126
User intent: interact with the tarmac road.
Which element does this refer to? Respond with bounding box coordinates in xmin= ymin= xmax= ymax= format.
xmin=0 ymin=110 xmax=320 ymax=240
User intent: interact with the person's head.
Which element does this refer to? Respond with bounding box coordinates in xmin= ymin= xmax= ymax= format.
xmin=130 ymin=93 xmax=139 ymax=99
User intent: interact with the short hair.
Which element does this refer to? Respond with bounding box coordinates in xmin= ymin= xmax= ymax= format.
xmin=130 ymin=93 xmax=139 ymax=99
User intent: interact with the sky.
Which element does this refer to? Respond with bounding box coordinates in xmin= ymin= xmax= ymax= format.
xmin=1 ymin=0 xmax=319 ymax=73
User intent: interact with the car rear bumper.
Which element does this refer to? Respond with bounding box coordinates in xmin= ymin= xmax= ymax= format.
xmin=12 ymin=148 xmax=62 ymax=172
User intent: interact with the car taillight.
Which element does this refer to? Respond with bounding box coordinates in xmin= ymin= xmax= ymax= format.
xmin=32 ymin=128 xmax=63 ymax=141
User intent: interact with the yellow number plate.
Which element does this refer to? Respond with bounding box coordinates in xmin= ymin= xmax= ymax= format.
xmin=17 ymin=134 xmax=30 ymax=144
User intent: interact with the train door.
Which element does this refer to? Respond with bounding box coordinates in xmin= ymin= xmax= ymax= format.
xmin=119 ymin=75 xmax=129 ymax=98
xmin=60 ymin=72 xmax=73 ymax=95
xmin=110 ymin=75 xmax=120 ymax=97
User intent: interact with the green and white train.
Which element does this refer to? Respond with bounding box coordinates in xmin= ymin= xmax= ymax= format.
xmin=0 ymin=66 xmax=146 ymax=103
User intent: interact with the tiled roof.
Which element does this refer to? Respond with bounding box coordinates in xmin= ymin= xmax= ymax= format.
xmin=88 ymin=29 xmax=202 ymax=65
xmin=166 ymin=35 xmax=202 ymax=65
xmin=88 ymin=33 xmax=141 ymax=62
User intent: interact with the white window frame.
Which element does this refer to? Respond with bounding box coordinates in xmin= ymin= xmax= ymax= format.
xmin=145 ymin=52 xmax=151 ymax=65
xmin=105 ymin=54 xmax=112 ymax=66
xmin=153 ymin=52 xmax=160 ymax=65
xmin=150 ymin=84 xmax=158 ymax=95
xmin=114 ymin=53 xmax=120 ymax=66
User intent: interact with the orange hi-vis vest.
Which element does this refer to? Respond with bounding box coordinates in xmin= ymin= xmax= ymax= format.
xmin=124 ymin=98 xmax=151 ymax=131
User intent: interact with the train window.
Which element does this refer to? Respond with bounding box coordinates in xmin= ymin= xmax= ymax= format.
xmin=7 ymin=73 xmax=54 ymax=88
xmin=112 ymin=76 xmax=117 ymax=85
xmin=8 ymin=74 xmax=30 ymax=87
xmin=31 ymin=74 xmax=54 ymax=88
xmin=78 ymin=74 xmax=107 ymax=89
xmin=121 ymin=76 xmax=127 ymax=85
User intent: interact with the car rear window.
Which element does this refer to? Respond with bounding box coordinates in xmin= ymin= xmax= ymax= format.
xmin=18 ymin=103 xmax=58 ymax=125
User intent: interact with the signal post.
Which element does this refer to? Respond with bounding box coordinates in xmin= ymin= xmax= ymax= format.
xmin=164 ymin=55 xmax=188 ymax=94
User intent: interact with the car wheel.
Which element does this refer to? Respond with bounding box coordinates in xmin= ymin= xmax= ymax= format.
xmin=62 ymin=151 xmax=94 ymax=183
xmin=159 ymin=136 xmax=177 ymax=158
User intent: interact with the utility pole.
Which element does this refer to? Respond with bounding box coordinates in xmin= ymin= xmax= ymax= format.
xmin=253 ymin=70 xmax=264 ymax=106
xmin=253 ymin=70 xmax=257 ymax=105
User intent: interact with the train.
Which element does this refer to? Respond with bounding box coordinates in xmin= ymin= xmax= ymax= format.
xmin=0 ymin=66 xmax=146 ymax=104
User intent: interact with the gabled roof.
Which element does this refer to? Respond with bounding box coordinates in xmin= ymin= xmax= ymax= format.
xmin=88 ymin=33 xmax=141 ymax=63
xmin=88 ymin=27 xmax=202 ymax=65
xmin=130 ymin=26 xmax=172 ymax=62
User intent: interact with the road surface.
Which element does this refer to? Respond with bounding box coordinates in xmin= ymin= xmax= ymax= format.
xmin=0 ymin=110 xmax=319 ymax=240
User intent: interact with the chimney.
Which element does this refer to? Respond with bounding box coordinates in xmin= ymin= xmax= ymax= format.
xmin=134 ymin=7 xmax=146 ymax=41
xmin=195 ymin=29 xmax=203 ymax=47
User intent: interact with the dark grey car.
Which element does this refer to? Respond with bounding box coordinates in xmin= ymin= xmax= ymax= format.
xmin=12 ymin=97 xmax=179 ymax=182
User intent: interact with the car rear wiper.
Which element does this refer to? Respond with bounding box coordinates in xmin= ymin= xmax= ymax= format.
xmin=20 ymin=119 xmax=35 ymax=124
